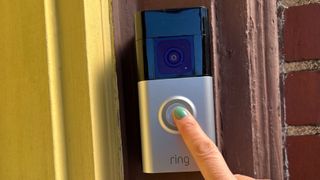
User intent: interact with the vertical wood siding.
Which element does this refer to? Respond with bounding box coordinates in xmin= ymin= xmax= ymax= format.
xmin=0 ymin=0 xmax=123 ymax=179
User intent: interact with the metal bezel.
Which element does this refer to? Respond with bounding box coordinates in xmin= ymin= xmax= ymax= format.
xmin=158 ymin=96 xmax=197 ymax=134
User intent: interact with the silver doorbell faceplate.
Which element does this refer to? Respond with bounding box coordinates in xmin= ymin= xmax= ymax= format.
xmin=138 ymin=76 xmax=215 ymax=173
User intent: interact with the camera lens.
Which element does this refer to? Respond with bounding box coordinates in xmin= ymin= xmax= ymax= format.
xmin=164 ymin=48 xmax=184 ymax=67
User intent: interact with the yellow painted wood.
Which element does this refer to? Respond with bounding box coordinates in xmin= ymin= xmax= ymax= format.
xmin=0 ymin=0 xmax=122 ymax=179
xmin=44 ymin=0 xmax=68 ymax=179
xmin=83 ymin=0 xmax=124 ymax=179
xmin=54 ymin=0 xmax=96 ymax=179
xmin=0 ymin=0 xmax=55 ymax=179
xmin=55 ymin=0 xmax=123 ymax=179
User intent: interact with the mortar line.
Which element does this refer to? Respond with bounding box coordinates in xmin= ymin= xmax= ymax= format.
xmin=286 ymin=125 xmax=320 ymax=136
xmin=283 ymin=59 xmax=320 ymax=73
xmin=280 ymin=0 xmax=320 ymax=8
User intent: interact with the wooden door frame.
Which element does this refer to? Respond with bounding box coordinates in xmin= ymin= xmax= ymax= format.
xmin=46 ymin=0 xmax=124 ymax=179
xmin=113 ymin=0 xmax=283 ymax=179
xmin=1 ymin=0 xmax=124 ymax=179
xmin=215 ymin=1 xmax=283 ymax=179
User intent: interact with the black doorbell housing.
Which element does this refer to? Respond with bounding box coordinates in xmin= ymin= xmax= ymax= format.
xmin=135 ymin=7 xmax=212 ymax=80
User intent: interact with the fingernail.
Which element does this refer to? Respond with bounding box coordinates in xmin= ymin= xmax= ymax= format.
xmin=173 ymin=106 xmax=189 ymax=120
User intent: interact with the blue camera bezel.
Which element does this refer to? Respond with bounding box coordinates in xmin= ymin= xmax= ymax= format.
xmin=136 ymin=7 xmax=211 ymax=80
xmin=150 ymin=36 xmax=197 ymax=79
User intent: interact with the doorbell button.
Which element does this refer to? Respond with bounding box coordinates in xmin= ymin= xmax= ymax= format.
xmin=159 ymin=96 xmax=196 ymax=134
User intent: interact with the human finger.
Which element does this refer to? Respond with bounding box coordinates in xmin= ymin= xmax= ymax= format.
xmin=172 ymin=106 xmax=235 ymax=180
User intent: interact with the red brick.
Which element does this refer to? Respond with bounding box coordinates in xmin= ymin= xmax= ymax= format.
xmin=284 ymin=4 xmax=320 ymax=61
xmin=285 ymin=71 xmax=320 ymax=125
xmin=286 ymin=136 xmax=320 ymax=180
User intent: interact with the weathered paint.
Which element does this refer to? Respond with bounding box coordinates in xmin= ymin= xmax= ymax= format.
xmin=114 ymin=0 xmax=283 ymax=179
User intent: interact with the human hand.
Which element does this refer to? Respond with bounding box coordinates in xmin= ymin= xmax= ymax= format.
xmin=172 ymin=106 xmax=254 ymax=180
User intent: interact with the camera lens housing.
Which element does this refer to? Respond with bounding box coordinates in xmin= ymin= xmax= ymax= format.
xmin=154 ymin=36 xmax=194 ymax=78
xmin=164 ymin=48 xmax=183 ymax=67
xmin=135 ymin=7 xmax=211 ymax=80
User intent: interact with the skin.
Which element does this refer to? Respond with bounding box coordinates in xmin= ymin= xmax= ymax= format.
xmin=172 ymin=107 xmax=255 ymax=180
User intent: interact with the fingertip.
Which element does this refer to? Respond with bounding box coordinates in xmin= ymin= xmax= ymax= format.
xmin=171 ymin=106 xmax=234 ymax=180
xmin=172 ymin=106 xmax=190 ymax=120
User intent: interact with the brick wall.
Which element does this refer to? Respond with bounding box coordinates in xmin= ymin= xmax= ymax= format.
xmin=279 ymin=1 xmax=320 ymax=180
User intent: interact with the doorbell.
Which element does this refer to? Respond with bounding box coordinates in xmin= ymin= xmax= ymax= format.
xmin=135 ymin=7 xmax=216 ymax=173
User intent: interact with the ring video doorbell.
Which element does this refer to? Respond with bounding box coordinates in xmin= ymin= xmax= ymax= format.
xmin=135 ymin=7 xmax=215 ymax=173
